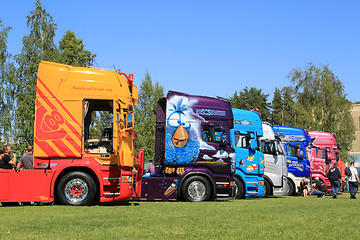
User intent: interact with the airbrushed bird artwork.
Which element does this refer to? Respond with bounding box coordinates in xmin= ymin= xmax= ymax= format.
xmin=165 ymin=95 xmax=200 ymax=165
xmin=131 ymin=90 xmax=236 ymax=202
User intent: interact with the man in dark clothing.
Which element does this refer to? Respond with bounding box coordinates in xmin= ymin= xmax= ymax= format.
xmin=17 ymin=146 xmax=34 ymax=170
xmin=0 ymin=150 xmax=6 ymax=169
xmin=0 ymin=145 xmax=16 ymax=169
xmin=327 ymin=163 xmax=342 ymax=198
xmin=310 ymin=177 xmax=327 ymax=198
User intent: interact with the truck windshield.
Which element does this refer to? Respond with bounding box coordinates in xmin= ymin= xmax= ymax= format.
xmin=260 ymin=140 xmax=276 ymax=155
xmin=234 ymin=132 xmax=250 ymax=149
xmin=315 ymin=147 xmax=325 ymax=159
xmin=202 ymin=125 xmax=223 ymax=143
xmin=286 ymin=144 xmax=301 ymax=157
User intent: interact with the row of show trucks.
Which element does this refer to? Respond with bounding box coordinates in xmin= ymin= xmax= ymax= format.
xmin=0 ymin=61 xmax=343 ymax=206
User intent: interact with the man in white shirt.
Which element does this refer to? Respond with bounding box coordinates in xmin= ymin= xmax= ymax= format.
xmin=349 ymin=162 xmax=359 ymax=199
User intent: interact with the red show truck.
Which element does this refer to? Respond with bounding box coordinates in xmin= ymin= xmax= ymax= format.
xmin=308 ymin=131 xmax=342 ymax=193
xmin=0 ymin=61 xmax=143 ymax=206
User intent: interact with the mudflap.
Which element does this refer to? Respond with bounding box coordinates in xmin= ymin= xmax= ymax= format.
xmin=132 ymin=149 xmax=144 ymax=198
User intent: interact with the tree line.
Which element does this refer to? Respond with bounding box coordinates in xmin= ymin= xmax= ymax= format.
xmin=0 ymin=0 xmax=95 ymax=153
xmin=0 ymin=1 xmax=355 ymax=162
xmin=230 ymin=63 xmax=355 ymax=162
xmin=136 ymin=63 xmax=355 ymax=162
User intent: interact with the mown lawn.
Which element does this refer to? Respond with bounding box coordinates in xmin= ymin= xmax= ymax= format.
xmin=1 ymin=193 xmax=359 ymax=240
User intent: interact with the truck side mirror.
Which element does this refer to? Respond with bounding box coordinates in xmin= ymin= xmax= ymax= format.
xmin=249 ymin=132 xmax=255 ymax=139
xmin=298 ymin=149 xmax=304 ymax=157
xmin=250 ymin=138 xmax=257 ymax=150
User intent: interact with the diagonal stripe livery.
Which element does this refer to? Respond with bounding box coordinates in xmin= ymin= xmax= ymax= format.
xmin=34 ymin=76 xmax=82 ymax=158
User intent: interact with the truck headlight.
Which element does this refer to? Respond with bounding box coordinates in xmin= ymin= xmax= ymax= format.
xmin=231 ymin=159 xmax=236 ymax=173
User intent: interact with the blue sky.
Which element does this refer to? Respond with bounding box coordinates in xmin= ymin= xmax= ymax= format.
xmin=1 ymin=1 xmax=359 ymax=102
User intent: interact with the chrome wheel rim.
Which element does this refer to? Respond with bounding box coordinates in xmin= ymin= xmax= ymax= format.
xmin=188 ymin=181 xmax=206 ymax=200
xmin=234 ymin=181 xmax=239 ymax=196
xmin=263 ymin=182 xmax=267 ymax=197
xmin=64 ymin=178 xmax=88 ymax=203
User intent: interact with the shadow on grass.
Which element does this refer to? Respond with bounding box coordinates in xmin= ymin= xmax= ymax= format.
xmin=98 ymin=201 xmax=137 ymax=207
xmin=1 ymin=201 xmax=142 ymax=207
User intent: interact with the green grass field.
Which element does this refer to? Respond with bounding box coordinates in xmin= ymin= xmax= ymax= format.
xmin=1 ymin=193 xmax=359 ymax=240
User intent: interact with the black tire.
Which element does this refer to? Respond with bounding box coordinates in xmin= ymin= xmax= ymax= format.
xmin=57 ymin=171 xmax=96 ymax=206
xmin=181 ymin=176 xmax=211 ymax=202
xmin=234 ymin=177 xmax=245 ymax=199
xmin=262 ymin=179 xmax=271 ymax=198
xmin=287 ymin=179 xmax=295 ymax=196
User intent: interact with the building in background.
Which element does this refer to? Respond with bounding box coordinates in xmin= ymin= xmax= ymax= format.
xmin=350 ymin=104 xmax=360 ymax=165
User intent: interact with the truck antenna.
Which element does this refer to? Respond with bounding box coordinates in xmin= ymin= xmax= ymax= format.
xmin=94 ymin=60 xmax=99 ymax=68
xmin=216 ymin=96 xmax=231 ymax=105
xmin=113 ymin=65 xmax=122 ymax=87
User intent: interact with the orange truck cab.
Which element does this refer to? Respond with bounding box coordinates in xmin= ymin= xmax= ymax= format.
xmin=0 ymin=61 xmax=143 ymax=206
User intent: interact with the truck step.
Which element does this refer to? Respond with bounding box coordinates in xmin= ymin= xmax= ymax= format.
xmin=103 ymin=192 xmax=120 ymax=197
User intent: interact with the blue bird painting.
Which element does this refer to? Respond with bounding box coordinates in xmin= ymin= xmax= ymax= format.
xmin=165 ymin=96 xmax=200 ymax=165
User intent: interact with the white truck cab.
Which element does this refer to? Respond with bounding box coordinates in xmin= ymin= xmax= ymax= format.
xmin=259 ymin=122 xmax=289 ymax=196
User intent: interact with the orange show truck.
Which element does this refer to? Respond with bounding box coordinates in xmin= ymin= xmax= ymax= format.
xmin=0 ymin=61 xmax=143 ymax=206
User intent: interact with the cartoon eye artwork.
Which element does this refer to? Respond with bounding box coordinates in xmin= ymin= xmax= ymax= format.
xmin=179 ymin=114 xmax=190 ymax=128
xmin=168 ymin=112 xmax=180 ymax=127
xmin=167 ymin=112 xmax=191 ymax=128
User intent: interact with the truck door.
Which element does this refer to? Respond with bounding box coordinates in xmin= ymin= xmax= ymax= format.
xmin=114 ymin=100 xmax=135 ymax=167
xmin=285 ymin=143 xmax=310 ymax=178
xmin=233 ymin=131 xmax=260 ymax=175
xmin=260 ymin=139 xmax=283 ymax=186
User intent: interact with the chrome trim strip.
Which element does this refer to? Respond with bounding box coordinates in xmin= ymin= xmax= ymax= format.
xmin=216 ymin=182 xmax=229 ymax=185
xmin=101 ymin=163 xmax=117 ymax=166
xmin=103 ymin=193 xmax=120 ymax=196
xmin=216 ymin=194 xmax=230 ymax=197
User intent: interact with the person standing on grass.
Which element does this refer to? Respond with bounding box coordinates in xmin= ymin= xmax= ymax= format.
xmin=300 ymin=178 xmax=308 ymax=197
xmin=345 ymin=174 xmax=349 ymax=192
xmin=309 ymin=177 xmax=327 ymax=198
xmin=349 ymin=162 xmax=359 ymax=199
xmin=327 ymin=163 xmax=342 ymax=199
xmin=0 ymin=145 xmax=16 ymax=169
xmin=16 ymin=146 xmax=34 ymax=170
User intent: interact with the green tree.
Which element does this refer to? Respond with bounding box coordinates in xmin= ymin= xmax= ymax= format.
xmin=58 ymin=30 xmax=96 ymax=67
xmin=281 ymin=86 xmax=297 ymax=126
xmin=288 ymin=63 xmax=355 ymax=161
xmin=271 ymin=87 xmax=283 ymax=125
xmin=272 ymin=87 xmax=299 ymax=126
xmin=0 ymin=20 xmax=16 ymax=145
xmin=134 ymin=72 xmax=164 ymax=161
xmin=14 ymin=0 xmax=58 ymax=150
xmin=230 ymin=87 xmax=271 ymax=121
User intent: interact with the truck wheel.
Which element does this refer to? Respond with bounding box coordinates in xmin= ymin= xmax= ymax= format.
xmin=262 ymin=180 xmax=271 ymax=198
xmin=234 ymin=177 xmax=245 ymax=199
xmin=57 ymin=172 xmax=96 ymax=206
xmin=181 ymin=176 xmax=211 ymax=202
xmin=287 ymin=179 xmax=295 ymax=196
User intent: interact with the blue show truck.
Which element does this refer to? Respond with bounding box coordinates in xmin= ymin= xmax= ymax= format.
xmin=273 ymin=125 xmax=311 ymax=195
xmin=230 ymin=109 xmax=265 ymax=198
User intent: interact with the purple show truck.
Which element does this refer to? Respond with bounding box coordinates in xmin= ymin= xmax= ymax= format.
xmin=135 ymin=91 xmax=235 ymax=201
